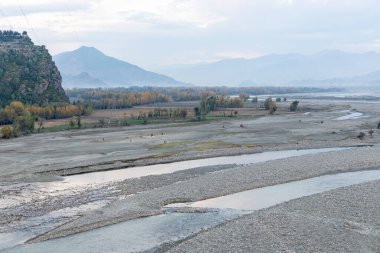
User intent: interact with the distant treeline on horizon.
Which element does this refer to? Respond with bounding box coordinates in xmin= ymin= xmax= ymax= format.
xmin=66 ymin=86 xmax=342 ymax=100
xmin=64 ymin=86 xmax=342 ymax=110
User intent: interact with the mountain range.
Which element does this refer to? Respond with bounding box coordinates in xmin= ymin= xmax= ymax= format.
xmin=54 ymin=47 xmax=380 ymax=88
xmin=289 ymin=69 xmax=380 ymax=87
xmin=54 ymin=46 xmax=183 ymax=88
xmin=156 ymin=50 xmax=380 ymax=87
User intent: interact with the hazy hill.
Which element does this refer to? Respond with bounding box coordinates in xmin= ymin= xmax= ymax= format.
xmin=54 ymin=47 xmax=182 ymax=88
xmin=157 ymin=50 xmax=380 ymax=86
xmin=291 ymin=69 xmax=380 ymax=87
xmin=62 ymin=72 xmax=106 ymax=88
xmin=0 ymin=31 xmax=68 ymax=107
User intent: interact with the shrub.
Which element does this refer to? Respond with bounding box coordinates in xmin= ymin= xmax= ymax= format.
xmin=14 ymin=111 xmax=34 ymax=134
xmin=264 ymin=97 xmax=272 ymax=110
xmin=290 ymin=101 xmax=299 ymax=112
xmin=98 ymin=119 xmax=106 ymax=127
xmin=69 ymin=119 xmax=75 ymax=127
xmin=357 ymin=132 xmax=366 ymax=140
xmin=1 ymin=126 xmax=13 ymax=139
xmin=269 ymin=101 xmax=277 ymax=115
xmin=276 ymin=97 xmax=281 ymax=102
xmin=194 ymin=107 xmax=201 ymax=117
xmin=264 ymin=97 xmax=277 ymax=114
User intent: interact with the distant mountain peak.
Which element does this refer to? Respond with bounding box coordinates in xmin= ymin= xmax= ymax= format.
xmin=54 ymin=47 xmax=183 ymax=88
xmin=72 ymin=46 xmax=105 ymax=56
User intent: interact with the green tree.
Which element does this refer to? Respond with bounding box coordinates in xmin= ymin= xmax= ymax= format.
xmin=14 ymin=110 xmax=34 ymax=134
xmin=200 ymin=96 xmax=216 ymax=113
xmin=264 ymin=97 xmax=273 ymax=110
xmin=290 ymin=101 xmax=299 ymax=112
xmin=193 ymin=107 xmax=201 ymax=120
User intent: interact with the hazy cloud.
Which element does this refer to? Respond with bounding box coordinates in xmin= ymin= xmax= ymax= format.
xmin=0 ymin=0 xmax=379 ymax=66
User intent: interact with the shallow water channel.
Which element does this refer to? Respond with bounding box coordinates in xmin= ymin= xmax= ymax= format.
xmin=4 ymin=169 xmax=380 ymax=253
xmin=0 ymin=148 xmax=342 ymax=248
xmin=335 ymin=111 xmax=366 ymax=120
xmin=63 ymin=147 xmax=346 ymax=186
xmin=0 ymin=148 xmax=345 ymax=210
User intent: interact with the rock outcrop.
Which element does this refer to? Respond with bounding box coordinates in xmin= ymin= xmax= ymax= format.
xmin=0 ymin=30 xmax=68 ymax=107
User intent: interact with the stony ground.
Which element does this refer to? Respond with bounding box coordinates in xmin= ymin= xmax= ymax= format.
xmin=163 ymin=180 xmax=380 ymax=252
xmin=29 ymin=146 xmax=380 ymax=243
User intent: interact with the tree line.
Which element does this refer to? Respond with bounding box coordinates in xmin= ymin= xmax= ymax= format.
xmin=66 ymin=86 xmax=341 ymax=105
xmin=0 ymin=101 xmax=92 ymax=126
xmin=68 ymin=90 xmax=170 ymax=109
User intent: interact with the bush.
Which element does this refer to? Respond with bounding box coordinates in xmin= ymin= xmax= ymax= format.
xmin=264 ymin=97 xmax=277 ymax=114
xmin=264 ymin=97 xmax=273 ymax=110
xmin=98 ymin=119 xmax=106 ymax=127
xmin=194 ymin=107 xmax=201 ymax=117
xmin=69 ymin=119 xmax=75 ymax=127
xmin=1 ymin=126 xmax=13 ymax=139
xmin=14 ymin=111 xmax=34 ymax=134
xmin=290 ymin=101 xmax=299 ymax=112
xmin=269 ymin=101 xmax=277 ymax=114
xmin=276 ymin=97 xmax=281 ymax=102
xmin=357 ymin=132 xmax=366 ymax=140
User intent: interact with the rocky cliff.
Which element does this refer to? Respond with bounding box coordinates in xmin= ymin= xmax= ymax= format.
xmin=0 ymin=31 xmax=68 ymax=107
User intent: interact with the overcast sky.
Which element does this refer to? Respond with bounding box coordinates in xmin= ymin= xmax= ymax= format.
xmin=0 ymin=0 xmax=379 ymax=68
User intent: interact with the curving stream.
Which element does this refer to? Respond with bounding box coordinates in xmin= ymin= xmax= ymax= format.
xmin=3 ymin=167 xmax=380 ymax=252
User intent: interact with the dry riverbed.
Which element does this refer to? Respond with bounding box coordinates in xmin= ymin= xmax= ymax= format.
xmin=1 ymin=98 xmax=380 ymax=252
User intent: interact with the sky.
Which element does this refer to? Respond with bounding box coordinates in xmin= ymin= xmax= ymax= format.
xmin=0 ymin=0 xmax=379 ymax=68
